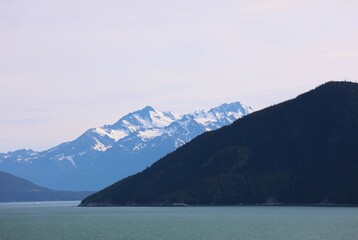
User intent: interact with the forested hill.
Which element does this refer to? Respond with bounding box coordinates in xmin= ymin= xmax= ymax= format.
xmin=0 ymin=171 xmax=92 ymax=202
xmin=81 ymin=81 xmax=358 ymax=206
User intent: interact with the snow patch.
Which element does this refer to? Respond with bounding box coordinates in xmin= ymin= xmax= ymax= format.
xmin=16 ymin=157 xmax=33 ymax=162
xmin=94 ymin=127 xmax=128 ymax=141
xmin=65 ymin=155 xmax=76 ymax=166
xmin=133 ymin=114 xmax=154 ymax=128
xmin=93 ymin=138 xmax=110 ymax=152
xmin=138 ymin=129 xmax=163 ymax=139
xmin=78 ymin=151 xmax=86 ymax=156
xmin=55 ymin=154 xmax=76 ymax=166
xmin=175 ymin=139 xmax=186 ymax=148
xmin=94 ymin=127 xmax=107 ymax=137
xmin=132 ymin=143 xmax=147 ymax=151
xmin=109 ymin=129 xmax=128 ymax=141
xmin=194 ymin=114 xmax=216 ymax=126
xmin=121 ymin=120 xmax=139 ymax=132
xmin=149 ymin=110 xmax=178 ymax=128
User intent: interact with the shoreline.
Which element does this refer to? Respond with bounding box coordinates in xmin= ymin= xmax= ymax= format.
xmin=78 ymin=202 xmax=358 ymax=207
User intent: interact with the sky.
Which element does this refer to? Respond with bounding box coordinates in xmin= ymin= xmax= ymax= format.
xmin=0 ymin=0 xmax=357 ymax=152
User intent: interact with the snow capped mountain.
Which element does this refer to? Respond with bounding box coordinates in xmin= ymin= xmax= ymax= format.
xmin=0 ymin=102 xmax=253 ymax=191
xmin=111 ymin=106 xmax=180 ymax=131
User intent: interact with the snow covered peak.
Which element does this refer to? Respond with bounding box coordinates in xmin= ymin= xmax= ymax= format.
xmin=110 ymin=106 xmax=180 ymax=132
xmin=74 ymin=106 xmax=182 ymax=152
xmin=185 ymin=101 xmax=253 ymax=130
xmin=208 ymin=102 xmax=253 ymax=116
xmin=141 ymin=105 xmax=155 ymax=112
xmin=91 ymin=102 xmax=253 ymax=149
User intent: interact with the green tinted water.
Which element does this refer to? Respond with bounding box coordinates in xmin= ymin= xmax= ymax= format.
xmin=1 ymin=202 xmax=357 ymax=240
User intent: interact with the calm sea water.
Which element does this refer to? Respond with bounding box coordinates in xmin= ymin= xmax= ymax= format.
xmin=0 ymin=201 xmax=357 ymax=240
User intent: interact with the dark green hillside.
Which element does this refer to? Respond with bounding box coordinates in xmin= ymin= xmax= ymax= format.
xmin=0 ymin=171 xmax=92 ymax=202
xmin=81 ymin=81 xmax=358 ymax=206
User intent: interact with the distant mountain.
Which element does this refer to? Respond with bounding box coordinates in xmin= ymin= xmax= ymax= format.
xmin=80 ymin=81 xmax=358 ymax=206
xmin=0 ymin=171 xmax=92 ymax=202
xmin=0 ymin=102 xmax=252 ymax=191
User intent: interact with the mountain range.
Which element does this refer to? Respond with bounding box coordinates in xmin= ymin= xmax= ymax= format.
xmin=0 ymin=102 xmax=252 ymax=191
xmin=0 ymin=171 xmax=92 ymax=202
xmin=80 ymin=81 xmax=358 ymax=206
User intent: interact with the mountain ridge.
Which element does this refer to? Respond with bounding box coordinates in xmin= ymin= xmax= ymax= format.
xmin=0 ymin=101 xmax=252 ymax=191
xmin=80 ymin=81 xmax=358 ymax=206
xmin=0 ymin=171 xmax=92 ymax=202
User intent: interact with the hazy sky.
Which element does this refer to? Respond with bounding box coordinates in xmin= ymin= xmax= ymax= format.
xmin=1 ymin=0 xmax=357 ymax=152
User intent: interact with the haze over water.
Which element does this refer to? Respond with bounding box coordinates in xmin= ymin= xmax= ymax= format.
xmin=0 ymin=202 xmax=357 ymax=240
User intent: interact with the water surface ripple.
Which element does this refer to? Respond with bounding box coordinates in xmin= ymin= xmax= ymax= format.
xmin=1 ymin=201 xmax=357 ymax=240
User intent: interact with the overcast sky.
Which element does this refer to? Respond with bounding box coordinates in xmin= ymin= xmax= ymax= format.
xmin=0 ymin=0 xmax=357 ymax=152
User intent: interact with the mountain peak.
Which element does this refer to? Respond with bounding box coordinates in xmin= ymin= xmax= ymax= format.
xmin=209 ymin=101 xmax=253 ymax=114
xmin=141 ymin=106 xmax=155 ymax=112
xmin=109 ymin=105 xmax=179 ymax=133
xmin=131 ymin=106 xmax=156 ymax=117
xmin=124 ymin=105 xmax=156 ymax=120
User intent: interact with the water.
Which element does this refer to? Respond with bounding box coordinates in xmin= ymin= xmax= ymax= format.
xmin=1 ymin=202 xmax=358 ymax=240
